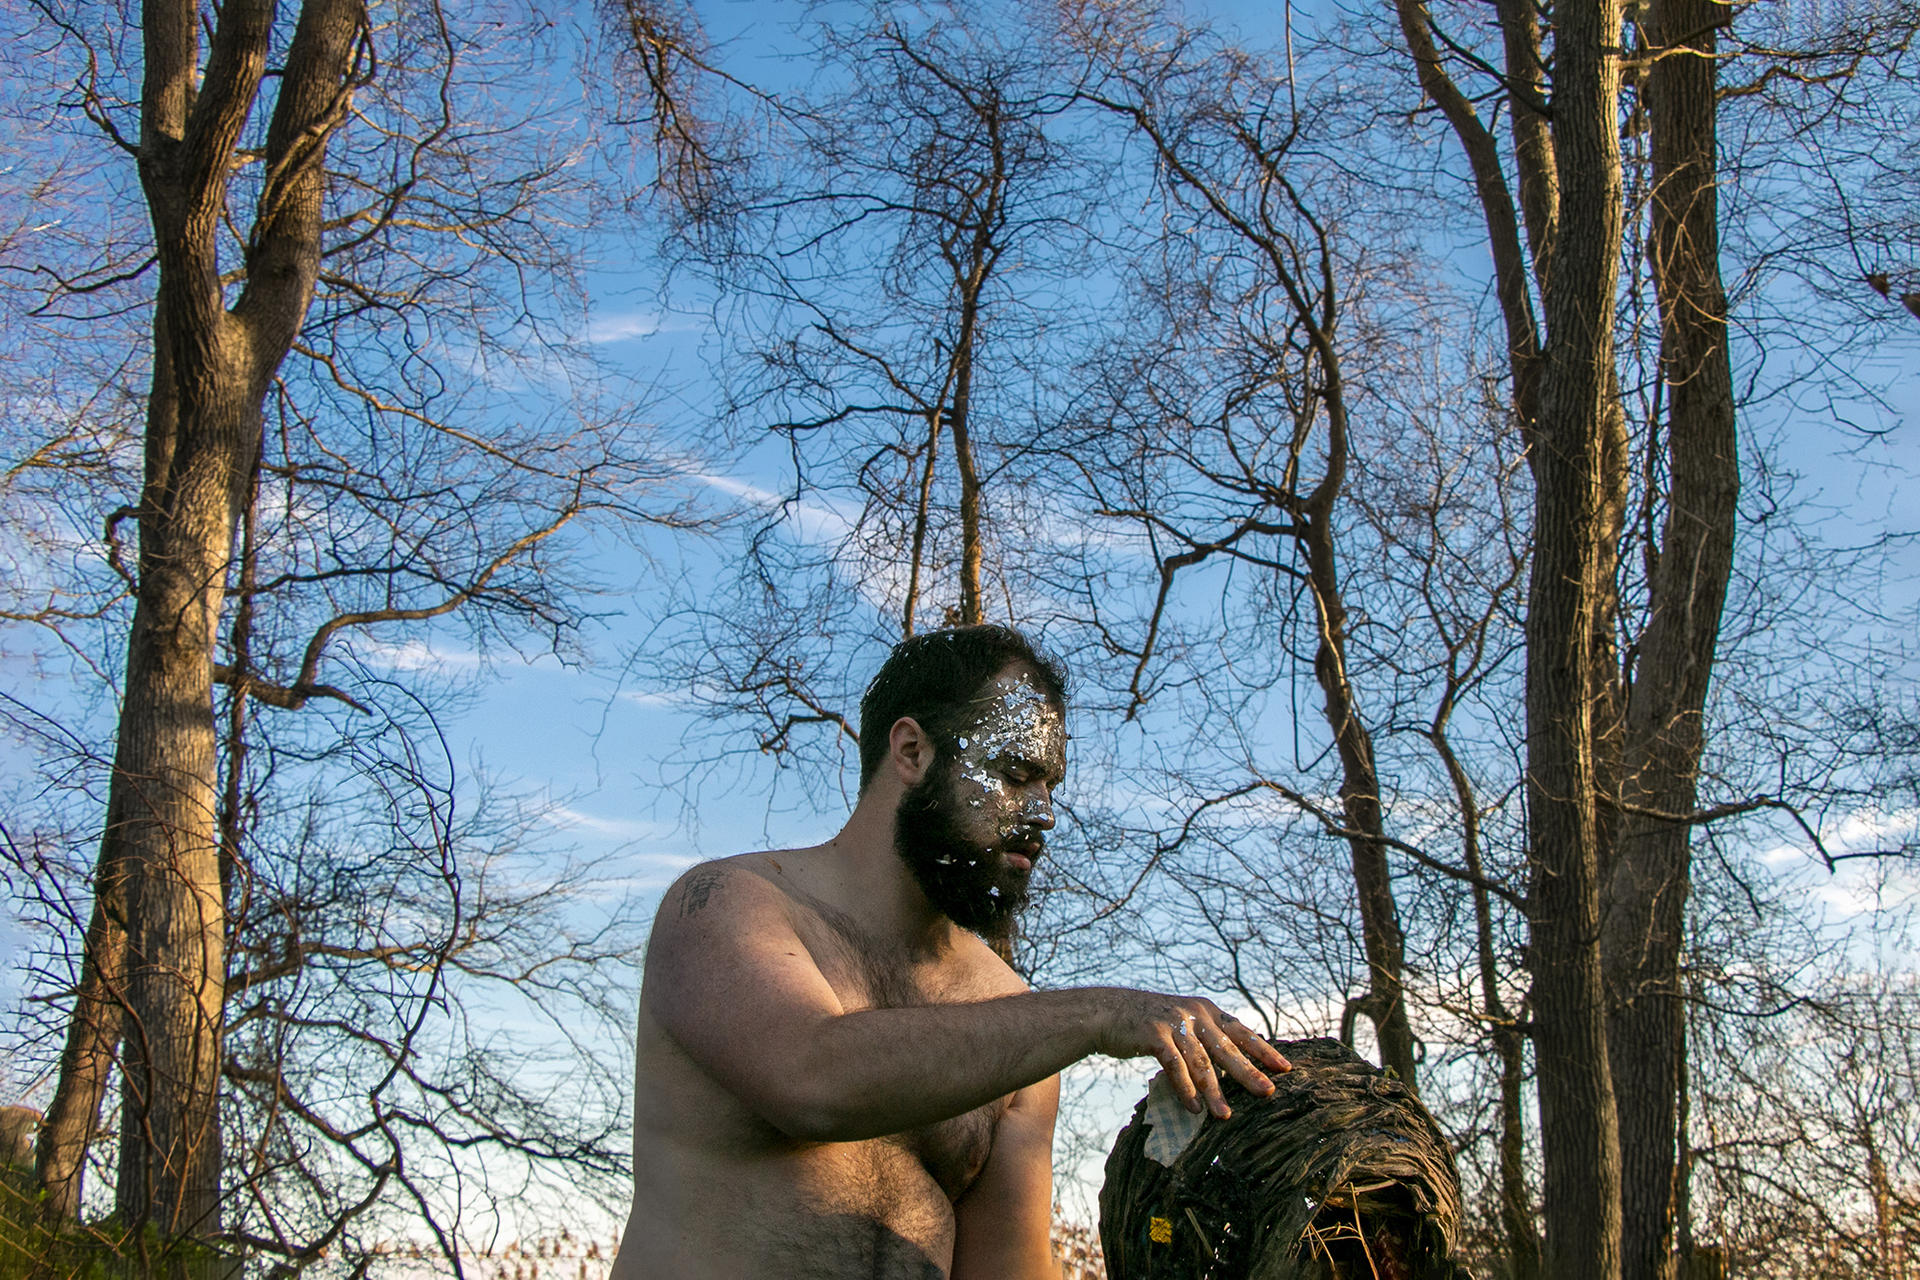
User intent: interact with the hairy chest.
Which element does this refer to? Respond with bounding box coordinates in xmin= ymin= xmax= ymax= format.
xmin=800 ymin=920 xmax=1008 ymax=1201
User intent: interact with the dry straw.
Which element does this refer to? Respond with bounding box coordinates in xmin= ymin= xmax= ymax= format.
xmin=1099 ymin=1037 xmax=1476 ymax=1280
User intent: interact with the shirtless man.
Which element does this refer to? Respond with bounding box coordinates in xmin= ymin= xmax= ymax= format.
xmin=614 ymin=625 xmax=1291 ymax=1278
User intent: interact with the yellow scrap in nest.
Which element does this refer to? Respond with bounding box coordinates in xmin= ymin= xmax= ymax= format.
xmin=1148 ymin=1217 xmax=1173 ymax=1245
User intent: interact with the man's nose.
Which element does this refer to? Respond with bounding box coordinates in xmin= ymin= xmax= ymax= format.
xmin=1023 ymin=787 xmax=1056 ymax=829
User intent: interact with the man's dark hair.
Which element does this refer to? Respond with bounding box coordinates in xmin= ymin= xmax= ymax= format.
xmin=857 ymin=625 xmax=1068 ymax=792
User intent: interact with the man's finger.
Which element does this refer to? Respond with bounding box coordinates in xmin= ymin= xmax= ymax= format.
xmin=1174 ymin=1020 xmax=1230 ymax=1118
xmin=1222 ymin=1019 xmax=1292 ymax=1073
xmin=1156 ymin=1037 xmax=1202 ymax=1114
xmin=1201 ymin=1024 xmax=1274 ymax=1095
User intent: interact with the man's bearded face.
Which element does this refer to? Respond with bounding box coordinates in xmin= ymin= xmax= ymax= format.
xmin=894 ymin=668 xmax=1065 ymax=940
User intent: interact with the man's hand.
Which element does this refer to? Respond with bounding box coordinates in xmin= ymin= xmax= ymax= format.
xmin=1090 ymin=989 xmax=1293 ymax=1119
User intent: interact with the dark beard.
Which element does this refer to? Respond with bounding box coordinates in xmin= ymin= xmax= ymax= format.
xmin=894 ymin=763 xmax=1033 ymax=941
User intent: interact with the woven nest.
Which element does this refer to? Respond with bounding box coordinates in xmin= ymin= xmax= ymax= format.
xmin=1099 ymin=1038 xmax=1475 ymax=1280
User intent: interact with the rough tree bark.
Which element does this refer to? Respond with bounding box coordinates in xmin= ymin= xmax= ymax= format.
xmin=33 ymin=0 xmax=368 ymax=1237
xmin=1524 ymin=3 xmax=1629 ymax=1277
xmin=1603 ymin=3 xmax=1739 ymax=1277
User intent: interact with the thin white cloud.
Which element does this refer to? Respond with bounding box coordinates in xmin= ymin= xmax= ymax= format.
xmin=624 ymin=851 xmax=705 ymax=879
xmin=694 ymin=472 xmax=860 ymax=546
xmin=1825 ymin=807 xmax=1918 ymax=852
xmin=620 ymin=688 xmax=693 ymax=709
xmin=585 ymin=310 xmax=662 ymax=344
xmin=544 ymin=805 xmax=672 ymax=841
xmin=359 ymin=637 xmax=485 ymax=671
xmin=1808 ymin=863 xmax=1920 ymax=918
xmin=1758 ymin=842 xmax=1808 ymax=868
xmin=576 ymin=853 xmax=707 ymax=898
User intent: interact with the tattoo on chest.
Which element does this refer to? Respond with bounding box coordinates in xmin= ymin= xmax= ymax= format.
xmin=678 ymin=867 xmax=725 ymax=917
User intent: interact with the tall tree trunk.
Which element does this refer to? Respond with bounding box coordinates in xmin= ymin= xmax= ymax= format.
xmin=1604 ymin=4 xmax=1738 ymax=1278
xmin=1302 ymin=383 xmax=1417 ymax=1090
xmin=1526 ymin=4 xmax=1628 ymax=1278
xmin=948 ymin=350 xmax=986 ymax=627
xmin=111 ymin=352 xmax=246 ymax=1234
xmin=30 ymin=0 xmax=367 ymax=1236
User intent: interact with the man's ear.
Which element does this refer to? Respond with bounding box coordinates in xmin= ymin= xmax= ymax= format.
xmin=888 ymin=716 xmax=936 ymax=785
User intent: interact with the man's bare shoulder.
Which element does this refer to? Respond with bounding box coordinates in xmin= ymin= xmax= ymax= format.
xmin=642 ymin=855 xmax=814 ymax=1002
xmin=641 ymin=851 xmax=855 ymax=1049
xmin=654 ymin=851 xmax=811 ymax=931
xmin=648 ymin=851 xmax=1027 ymax=1004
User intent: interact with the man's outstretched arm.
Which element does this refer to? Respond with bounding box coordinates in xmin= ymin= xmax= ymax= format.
xmin=643 ymin=862 xmax=1289 ymax=1143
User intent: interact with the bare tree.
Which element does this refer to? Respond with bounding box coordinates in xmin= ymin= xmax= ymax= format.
xmin=1385 ymin=2 xmax=1718 ymax=1273
xmin=2 ymin=0 xmax=705 ymax=1255
xmin=1048 ymin=19 xmax=1571 ymax=1275
xmin=55 ymin=0 xmax=381 ymax=1235
xmin=629 ymin=1 xmax=1105 ymax=797
xmin=1381 ymin=3 xmax=1920 ymax=1276
xmin=1066 ymin=12 xmax=1424 ymax=1089
xmin=1035 ymin=5 xmax=1918 ymax=1278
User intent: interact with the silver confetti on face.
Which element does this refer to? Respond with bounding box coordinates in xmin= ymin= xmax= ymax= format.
xmin=948 ymin=668 xmax=1065 ymax=836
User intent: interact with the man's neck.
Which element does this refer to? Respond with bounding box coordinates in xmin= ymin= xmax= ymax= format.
xmin=820 ymin=790 xmax=957 ymax=956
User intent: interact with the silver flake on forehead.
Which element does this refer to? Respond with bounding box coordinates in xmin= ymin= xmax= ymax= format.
xmin=950 ymin=670 xmax=1065 ymax=796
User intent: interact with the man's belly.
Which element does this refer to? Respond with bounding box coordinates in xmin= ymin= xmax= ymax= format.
xmin=615 ymin=1133 xmax=961 ymax=1279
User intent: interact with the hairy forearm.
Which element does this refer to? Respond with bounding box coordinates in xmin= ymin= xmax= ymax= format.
xmin=767 ymin=987 xmax=1108 ymax=1142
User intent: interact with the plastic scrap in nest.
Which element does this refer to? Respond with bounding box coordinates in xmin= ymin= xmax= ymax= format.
xmin=1098 ymin=1037 xmax=1476 ymax=1280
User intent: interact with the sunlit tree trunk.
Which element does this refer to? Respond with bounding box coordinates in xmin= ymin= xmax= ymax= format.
xmin=111 ymin=325 xmax=242 ymax=1235
xmin=1525 ymin=3 xmax=1628 ymax=1278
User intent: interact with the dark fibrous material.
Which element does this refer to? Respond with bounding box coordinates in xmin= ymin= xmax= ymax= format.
xmin=1099 ymin=1038 xmax=1475 ymax=1280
